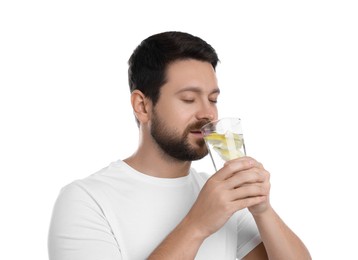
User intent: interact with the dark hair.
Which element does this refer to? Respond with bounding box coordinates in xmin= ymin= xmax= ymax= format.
xmin=128 ymin=31 xmax=219 ymax=105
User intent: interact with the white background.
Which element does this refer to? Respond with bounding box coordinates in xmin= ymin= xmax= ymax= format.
xmin=1 ymin=0 xmax=357 ymax=259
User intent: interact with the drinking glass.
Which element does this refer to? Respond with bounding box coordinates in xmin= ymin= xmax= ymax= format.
xmin=201 ymin=118 xmax=246 ymax=172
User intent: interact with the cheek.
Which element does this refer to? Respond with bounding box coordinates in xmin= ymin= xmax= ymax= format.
xmin=159 ymin=100 xmax=191 ymax=118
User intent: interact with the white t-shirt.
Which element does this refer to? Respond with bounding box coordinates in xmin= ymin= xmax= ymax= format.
xmin=48 ymin=160 xmax=261 ymax=260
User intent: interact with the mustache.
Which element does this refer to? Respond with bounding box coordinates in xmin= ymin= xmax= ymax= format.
xmin=183 ymin=119 xmax=212 ymax=136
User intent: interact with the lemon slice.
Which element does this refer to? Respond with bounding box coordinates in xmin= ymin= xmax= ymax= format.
xmin=204 ymin=132 xmax=226 ymax=145
xmin=204 ymin=131 xmax=245 ymax=161
xmin=213 ymin=147 xmax=245 ymax=161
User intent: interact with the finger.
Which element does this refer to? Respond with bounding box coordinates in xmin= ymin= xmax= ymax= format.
xmin=228 ymin=183 xmax=270 ymax=201
xmin=238 ymin=157 xmax=267 ymax=171
xmin=214 ymin=157 xmax=255 ymax=181
xmin=226 ymin=156 xmax=260 ymax=167
xmin=225 ymin=168 xmax=266 ymax=189
xmin=230 ymin=196 xmax=266 ymax=211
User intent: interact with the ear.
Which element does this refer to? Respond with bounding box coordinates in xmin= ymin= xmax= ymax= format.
xmin=130 ymin=90 xmax=152 ymax=124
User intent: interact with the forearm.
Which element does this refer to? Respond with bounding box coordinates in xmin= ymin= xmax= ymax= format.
xmin=148 ymin=216 xmax=206 ymax=259
xmin=253 ymin=207 xmax=311 ymax=260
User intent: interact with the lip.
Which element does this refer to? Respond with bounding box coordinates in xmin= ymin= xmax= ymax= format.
xmin=189 ymin=130 xmax=203 ymax=137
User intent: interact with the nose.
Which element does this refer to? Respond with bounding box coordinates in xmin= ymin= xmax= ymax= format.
xmin=195 ymin=101 xmax=217 ymax=121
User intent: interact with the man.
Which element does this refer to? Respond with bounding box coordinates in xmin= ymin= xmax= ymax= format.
xmin=48 ymin=31 xmax=311 ymax=259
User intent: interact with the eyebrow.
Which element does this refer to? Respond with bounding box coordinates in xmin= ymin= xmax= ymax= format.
xmin=175 ymin=86 xmax=220 ymax=95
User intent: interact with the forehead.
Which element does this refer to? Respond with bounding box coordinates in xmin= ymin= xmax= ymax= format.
xmin=162 ymin=59 xmax=219 ymax=94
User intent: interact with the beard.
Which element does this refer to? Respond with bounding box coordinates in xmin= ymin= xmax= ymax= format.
xmin=150 ymin=110 xmax=210 ymax=162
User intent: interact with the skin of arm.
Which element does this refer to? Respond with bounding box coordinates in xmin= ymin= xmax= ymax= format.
xmin=246 ymin=207 xmax=311 ymax=260
xmin=242 ymin=159 xmax=312 ymax=260
xmin=148 ymin=157 xmax=311 ymax=260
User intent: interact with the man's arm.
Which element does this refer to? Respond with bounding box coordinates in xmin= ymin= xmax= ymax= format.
xmin=149 ymin=157 xmax=311 ymax=260
xmin=243 ymin=159 xmax=311 ymax=260
xmin=244 ymin=242 xmax=268 ymax=260
xmin=242 ymin=210 xmax=311 ymax=260
xmin=246 ymin=207 xmax=311 ymax=260
xmin=148 ymin=158 xmax=267 ymax=259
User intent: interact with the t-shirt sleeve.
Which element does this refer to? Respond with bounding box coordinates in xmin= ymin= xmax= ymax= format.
xmin=236 ymin=208 xmax=262 ymax=259
xmin=48 ymin=182 xmax=122 ymax=260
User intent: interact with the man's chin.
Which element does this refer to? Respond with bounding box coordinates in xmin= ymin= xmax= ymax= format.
xmin=191 ymin=146 xmax=209 ymax=161
xmin=191 ymin=152 xmax=209 ymax=161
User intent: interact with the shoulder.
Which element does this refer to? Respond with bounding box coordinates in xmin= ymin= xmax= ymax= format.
xmin=48 ymin=164 xmax=123 ymax=260
xmin=52 ymin=162 xmax=119 ymax=213
xmin=52 ymin=159 xmax=135 ymax=212
xmin=49 ymin=163 xmax=121 ymax=241
xmin=50 ymin=180 xmax=102 ymax=225
xmin=60 ymin=160 xmax=127 ymax=193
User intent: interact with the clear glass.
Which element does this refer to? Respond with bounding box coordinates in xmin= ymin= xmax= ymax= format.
xmin=201 ymin=118 xmax=246 ymax=172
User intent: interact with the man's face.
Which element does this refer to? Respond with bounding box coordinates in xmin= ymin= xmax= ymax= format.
xmin=149 ymin=59 xmax=220 ymax=161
